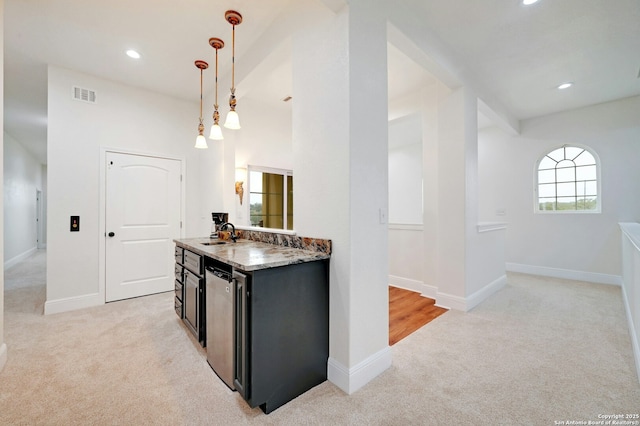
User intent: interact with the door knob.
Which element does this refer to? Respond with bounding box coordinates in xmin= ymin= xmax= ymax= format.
xmin=108 ymin=232 xmax=115 ymax=237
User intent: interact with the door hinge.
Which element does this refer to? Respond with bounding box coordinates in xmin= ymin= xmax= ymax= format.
xmin=180 ymin=174 xmax=183 ymax=182
xmin=180 ymin=221 xmax=183 ymax=229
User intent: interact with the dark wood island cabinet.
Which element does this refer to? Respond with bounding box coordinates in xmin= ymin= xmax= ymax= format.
xmin=174 ymin=246 xmax=206 ymax=346
xmin=233 ymin=260 xmax=329 ymax=414
xmin=174 ymin=235 xmax=331 ymax=414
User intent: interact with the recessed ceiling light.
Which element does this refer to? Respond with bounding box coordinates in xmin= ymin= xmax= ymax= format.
xmin=126 ymin=49 xmax=141 ymax=59
xmin=557 ymin=82 xmax=573 ymax=90
xmin=523 ymin=0 xmax=539 ymax=5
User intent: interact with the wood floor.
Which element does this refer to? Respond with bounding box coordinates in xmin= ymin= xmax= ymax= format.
xmin=389 ymin=286 xmax=448 ymax=346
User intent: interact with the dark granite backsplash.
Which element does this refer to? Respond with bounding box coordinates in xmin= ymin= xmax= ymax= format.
xmin=236 ymin=229 xmax=332 ymax=255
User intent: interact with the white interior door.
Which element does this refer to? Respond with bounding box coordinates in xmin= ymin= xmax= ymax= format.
xmin=105 ymin=152 xmax=181 ymax=302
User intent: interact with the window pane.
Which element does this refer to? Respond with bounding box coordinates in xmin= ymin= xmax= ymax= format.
xmin=536 ymin=145 xmax=598 ymax=213
xmin=557 ymin=182 xmax=575 ymax=196
xmin=547 ymin=148 xmax=565 ymax=162
xmin=574 ymin=150 xmax=595 ymax=166
xmin=576 ymin=165 xmax=596 ymax=181
xmin=556 ymin=197 xmax=577 ymax=210
xmin=539 ymin=198 xmax=556 ymax=210
xmin=580 ymin=180 xmax=597 ymax=196
xmin=565 ymin=146 xmax=584 ymax=161
xmin=262 ymin=174 xmax=284 ymax=228
xmin=578 ymin=197 xmax=597 ymax=210
xmin=248 ymin=168 xmax=293 ymax=230
xmin=250 ymin=171 xmax=263 ymax=192
xmin=249 ymin=193 xmax=265 ymax=227
xmin=287 ymin=175 xmax=294 ymax=230
xmin=538 ymin=183 xmax=556 ymax=197
xmin=556 ymin=166 xmax=575 ymax=183
xmin=539 ymin=156 xmax=557 ymax=170
xmin=538 ymin=169 xmax=555 ymax=184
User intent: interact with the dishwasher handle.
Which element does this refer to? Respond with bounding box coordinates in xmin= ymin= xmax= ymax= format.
xmin=206 ymin=266 xmax=231 ymax=282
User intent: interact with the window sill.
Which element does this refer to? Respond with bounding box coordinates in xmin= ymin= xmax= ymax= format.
xmin=236 ymin=225 xmax=297 ymax=236
xmin=535 ymin=209 xmax=601 ymax=215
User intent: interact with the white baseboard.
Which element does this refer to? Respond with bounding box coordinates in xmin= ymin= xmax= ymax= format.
xmin=388 ymin=275 xmax=438 ymax=299
xmin=435 ymin=291 xmax=466 ymax=311
xmin=389 ymin=275 xmax=422 ymax=293
xmin=0 ymin=343 xmax=7 ymax=373
xmin=4 ymin=247 xmax=37 ymax=270
xmin=436 ymin=275 xmax=507 ymax=312
xmin=621 ymin=284 xmax=640 ymax=384
xmin=327 ymin=346 xmax=392 ymax=395
xmin=44 ymin=292 xmax=103 ymax=315
xmin=506 ymin=263 xmax=622 ymax=286
xmin=466 ymin=275 xmax=507 ymax=311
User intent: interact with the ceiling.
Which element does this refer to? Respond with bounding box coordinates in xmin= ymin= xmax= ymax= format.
xmin=4 ymin=0 xmax=640 ymax=165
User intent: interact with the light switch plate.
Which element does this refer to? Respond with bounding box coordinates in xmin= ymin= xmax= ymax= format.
xmin=70 ymin=216 xmax=80 ymax=232
xmin=379 ymin=208 xmax=388 ymax=224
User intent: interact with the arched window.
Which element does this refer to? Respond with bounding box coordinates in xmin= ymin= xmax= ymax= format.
xmin=536 ymin=145 xmax=600 ymax=212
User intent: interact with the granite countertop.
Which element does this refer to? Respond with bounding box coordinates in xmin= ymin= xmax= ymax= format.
xmin=174 ymin=237 xmax=331 ymax=271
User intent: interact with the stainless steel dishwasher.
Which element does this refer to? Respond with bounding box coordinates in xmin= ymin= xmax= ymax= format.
xmin=205 ymin=266 xmax=235 ymax=390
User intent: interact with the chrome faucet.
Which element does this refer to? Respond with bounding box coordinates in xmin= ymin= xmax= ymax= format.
xmin=220 ymin=222 xmax=237 ymax=242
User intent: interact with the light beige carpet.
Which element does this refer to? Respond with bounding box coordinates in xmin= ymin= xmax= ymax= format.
xmin=1 ymin=251 xmax=639 ymax=425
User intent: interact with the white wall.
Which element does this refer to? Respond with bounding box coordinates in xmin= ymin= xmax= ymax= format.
xmin=46 ymin=65 xmax=215 ymax=304
xmin=479 ymin=96 xmax=640 ymax=281
xmin=40 ymin=164 xmax=48 ymax=246
xmin=3 ymin=132 xmax=43 ymax=267
xmin=388 ymin=114 xmax=422 ymax=225
xmin=388 ymin=114 xmax=424 ymax=292
xmin=224 ymin=97 xmax=293 ymax=226
xmin=233 ymin=97 xmax=293 ymax=172
xmin=388 ymin=82 xmax=506 ymax=310
xmin=293 ymin=1 xmax=391 ymax=394
xmin=388 ymin=225 xmax=425 ymax=292
xmin=1 ymin=0 xmax=7 ymax=373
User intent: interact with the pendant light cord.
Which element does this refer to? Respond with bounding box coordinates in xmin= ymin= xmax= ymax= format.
xmin=215 ymin=48 xmax=219 ymax=105
xmin=199 ymin=68 xmax=204 ymax=125
xmin=231 ymin=24 xmax=235 ymax=90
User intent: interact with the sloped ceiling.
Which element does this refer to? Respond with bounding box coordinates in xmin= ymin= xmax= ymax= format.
xmin=4 ymin=0 xmax=640 ymax=164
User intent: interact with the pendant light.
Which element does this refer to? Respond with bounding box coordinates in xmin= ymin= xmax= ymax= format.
xmin=194 ymin=60 xmax=209 ymax=149
xmin=223 ymin=10 xmax=242 ymax=130
xmin=208 ymin=38 xmax=225 ymax=140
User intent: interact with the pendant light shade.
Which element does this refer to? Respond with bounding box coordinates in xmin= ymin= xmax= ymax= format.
xmin=208 ymin=37 xmax=225 ymax=140
xmin=224 ymin=10 xmax=242 ymax=130
xmin=224 ymin=109 xmax=241 ymax=130
xmin=194 ymin=60 xmax=209 ymax=149
xmin=209 ymin=124 xmax=224 ymax=140
xmin=195 ymin=134 xmax=208 ymax=149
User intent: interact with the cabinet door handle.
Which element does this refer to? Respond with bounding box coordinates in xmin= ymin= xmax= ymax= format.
xmin=108 ymin=232 xmax=115 ymax=237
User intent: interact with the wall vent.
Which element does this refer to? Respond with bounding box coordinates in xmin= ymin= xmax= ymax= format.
xmin=72 ymin=86 xmax=97 ymax=104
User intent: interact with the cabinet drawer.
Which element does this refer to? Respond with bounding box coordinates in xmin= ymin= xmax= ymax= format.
xmin=183 ymin=249 xmax=203 ymax=275
xmin=174 ymin=297 xmax=183 ymax=318
xmin=175 ymin=246 xmax=184 ymax=264
xmin=175 ymin=264 xmax=184 ymax=282
xmin=175 ymin=280 xmax=183 ymax=302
